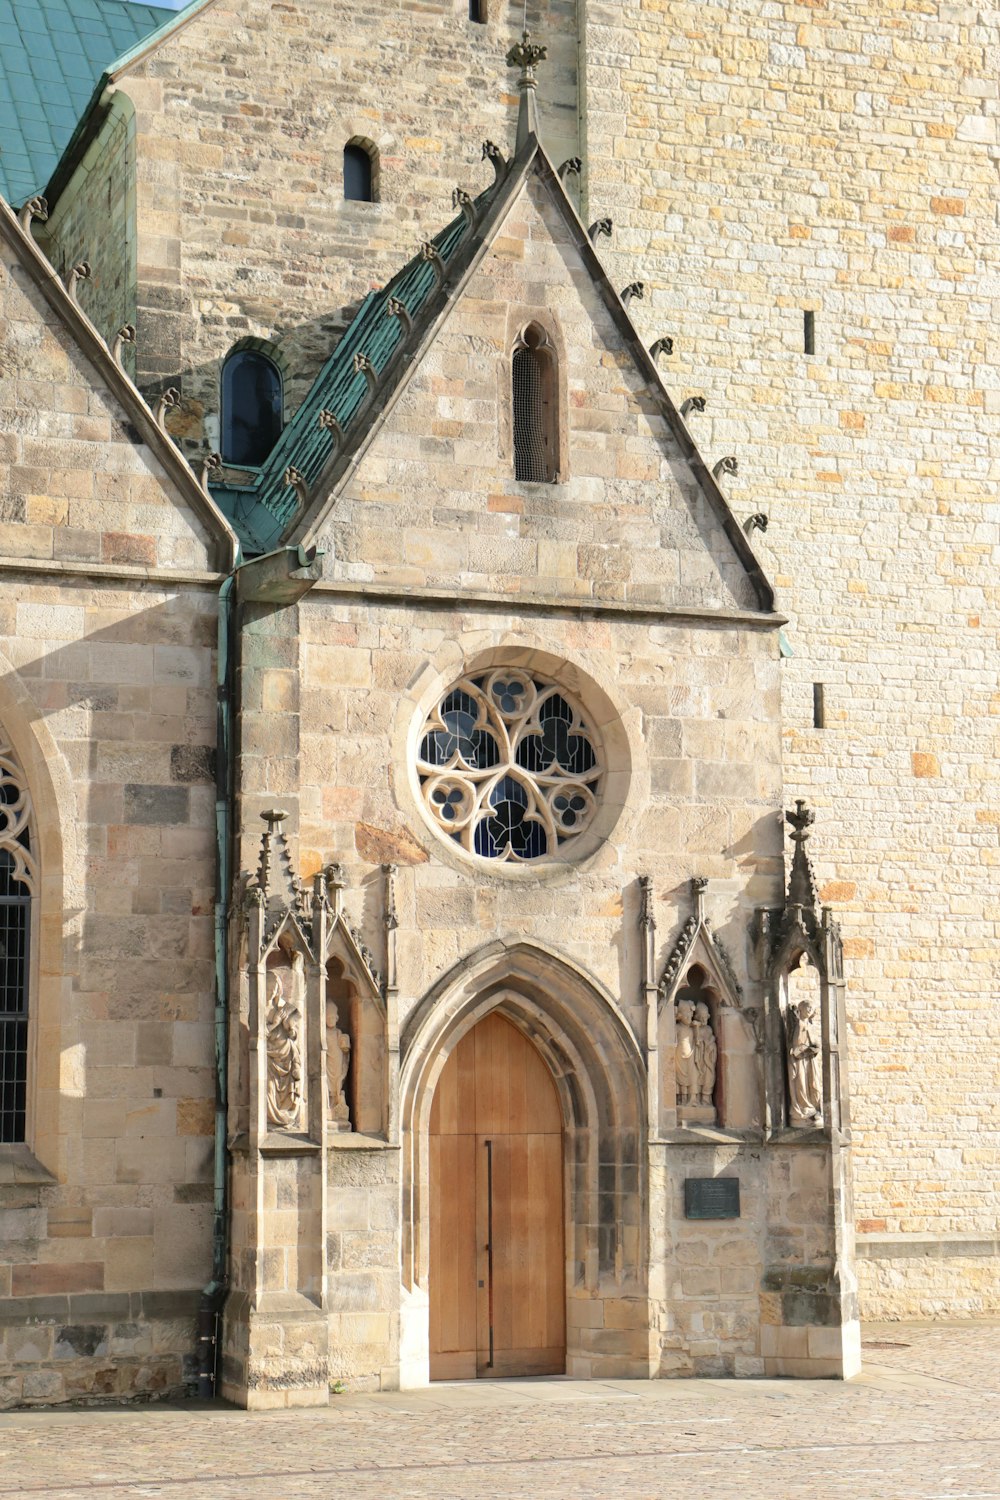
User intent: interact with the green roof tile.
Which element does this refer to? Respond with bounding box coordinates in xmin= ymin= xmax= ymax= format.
xmin=0 ymin=0 xmax=173 ymax=202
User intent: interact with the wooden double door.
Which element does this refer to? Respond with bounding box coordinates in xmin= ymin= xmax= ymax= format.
xmin=429 ymin=1012 xmax=566 ymax=1379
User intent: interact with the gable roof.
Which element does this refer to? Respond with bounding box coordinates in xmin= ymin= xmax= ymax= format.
xmin=0 ymin=0 xmax=173 ymax=202
xmin=214 ymin=133 xmax=775 ymax=612
xmin=0 ymin=193 xmax=239 ymax=569
xmin=211 ymin=195 xmax=486 ymax=554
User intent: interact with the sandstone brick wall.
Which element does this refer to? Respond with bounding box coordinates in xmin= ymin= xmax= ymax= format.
xmin=28 ymin=0 xmax=1000 ymax=1317
xmin=39 ymin=92 xmax=140 ymax=377
xmin=0 ymin=230 xmax=220 ymax=572
xmin=578 ymin=1 xmax=1000 ymax=1312
xmin=0 ymin=569 xmax=219 ymax=1406
xmin=113 ymin=0 xmax=582 ymax=429
xmin=0 ymin=239 xmax=223 ymax=1405
xmin=312 ymin=172 xmax=759 ymax=614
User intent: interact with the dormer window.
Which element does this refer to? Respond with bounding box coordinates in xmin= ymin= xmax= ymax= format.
xmin=512 ymin=323 xmax=557 ymax=483
xmin=220 ymin=346 xmax=283 ymax=467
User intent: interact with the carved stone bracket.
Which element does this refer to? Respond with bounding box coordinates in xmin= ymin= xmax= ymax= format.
xmin=482 ymin=140 xmax=509 ymax=185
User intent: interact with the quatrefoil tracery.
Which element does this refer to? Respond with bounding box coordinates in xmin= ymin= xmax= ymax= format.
xmin=417 ymin=671 xmax=603 ymax=862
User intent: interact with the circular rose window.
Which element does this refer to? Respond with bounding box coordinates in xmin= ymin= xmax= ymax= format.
xmin=416 ymin=670 xmax=604 ymax=862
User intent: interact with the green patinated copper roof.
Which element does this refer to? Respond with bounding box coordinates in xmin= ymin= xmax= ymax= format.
xmin=213 ymin=196 xmax=484 ymax=555
xmin=0 ymin=0 xmax=173 ymax=203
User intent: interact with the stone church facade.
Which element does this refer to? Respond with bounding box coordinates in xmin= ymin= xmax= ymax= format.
xmin=0 ymin=0 xmax=995 ymax=1407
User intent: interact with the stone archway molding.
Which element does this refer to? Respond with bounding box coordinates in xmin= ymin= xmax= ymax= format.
xmin=398 ymin=938 xmax=652 ymax=1384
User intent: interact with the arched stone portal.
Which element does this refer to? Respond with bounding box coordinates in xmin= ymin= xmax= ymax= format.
xmin=399 ymin=940 xmax=653 ymax=1385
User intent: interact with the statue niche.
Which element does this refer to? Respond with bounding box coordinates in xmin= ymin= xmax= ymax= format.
xmin=326 ymin=956 xmax=386 ymax=1136
xmin=265 ymin=946 xmax=306 ymax=1131
xmin=674 ymin=966 xmax=718 ymax=1125
xmin=784 ymin=954 xmax=823 ymax=1127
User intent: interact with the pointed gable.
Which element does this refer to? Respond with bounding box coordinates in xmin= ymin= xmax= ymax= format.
xmin=250 ymin=139 xmax=772 ymax=615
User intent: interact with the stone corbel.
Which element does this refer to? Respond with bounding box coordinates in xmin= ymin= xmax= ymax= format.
xmin=17 ymin=195 xmax=48 ymax=232
xmin=318 ymin=408 xmax=344 ymax=452
xmin=452 ymin=187 xmax=478 ymax=231
xmin=154 ymin=386 xmax=181 ymax=434
xmin=482 ymin=140 xmax=509 ymax=185
xmin=419 ymin=241 xmax=447 ymax=287
xmin=63 ymin=261 xmax=91 ymax=306
xmin=110 ymin=323 xmax=136 ymax=370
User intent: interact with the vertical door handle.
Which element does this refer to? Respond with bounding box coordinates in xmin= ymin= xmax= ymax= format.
xmin=484 ymin=1138 xmax=494 ymax=1369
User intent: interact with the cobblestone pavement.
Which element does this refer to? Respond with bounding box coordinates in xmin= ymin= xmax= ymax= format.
xmin=2 ymin=1323 xmax=999 ymax=1500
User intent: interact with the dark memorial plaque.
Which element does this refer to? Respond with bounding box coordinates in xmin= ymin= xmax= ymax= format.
xmin=684 ymin=1177 xmax=740 ymax=1220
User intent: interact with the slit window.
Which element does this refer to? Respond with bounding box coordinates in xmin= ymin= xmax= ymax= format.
xmin=804 ymin=310 xmax=816 ymax=356
xmin=344 ymin=142 xmax=375 ymax=203
xmin=813 ymin=683 xmax=826 ymax=729
xmin=512 ymin=326 xmax=557 ymax=483
xmin=469 ymin=0 xmax=486 ymax=19
xmin=220 ymin=348 xmax=283 ymax=467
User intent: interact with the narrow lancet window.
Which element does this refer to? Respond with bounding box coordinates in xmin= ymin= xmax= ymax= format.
xmin=220 ymin=348 xmax=283 ymax=467
xmin=344 ymin=142 xmax=376 ymax=202
xmin=512 ymin=325 xmax=557 ymax=483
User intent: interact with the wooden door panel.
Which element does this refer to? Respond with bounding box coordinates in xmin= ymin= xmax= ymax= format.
xmin=428 ymin=1130 xmax=478 ymax=1380
xmin=430 ymin=1013 xmax=565 ymax=1380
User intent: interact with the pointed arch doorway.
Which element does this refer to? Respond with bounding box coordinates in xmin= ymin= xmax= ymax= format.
xmin=428 ymin=1011 xmax=566 ymax=1379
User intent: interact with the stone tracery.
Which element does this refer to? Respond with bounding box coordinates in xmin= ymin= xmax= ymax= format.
xmin=416 ymin=670 xmax=603 ymax=861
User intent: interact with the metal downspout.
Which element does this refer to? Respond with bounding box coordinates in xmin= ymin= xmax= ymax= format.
xmin=197 ymin=570 xmax=235 ymax=1398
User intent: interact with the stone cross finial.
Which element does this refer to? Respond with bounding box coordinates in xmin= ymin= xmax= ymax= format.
xmin=785 ymin=800 xmax=819 ymax=912
xmin=507 ymin=30 xmax=547 ymax=151
xmin=506 ymin=29 xmax=547 ymax=84
xmin=692 ymin=875 xmax=708 ymax=923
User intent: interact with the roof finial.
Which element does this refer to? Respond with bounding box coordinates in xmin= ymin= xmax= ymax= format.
xmin=506 ymin=29 xmax=547 ymax=152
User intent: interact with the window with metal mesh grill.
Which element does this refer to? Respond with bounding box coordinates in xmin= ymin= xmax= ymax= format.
xmin=512 ymin=332 xmax=555 ymax=482
xmin=0 ymin=849 xmax=29 ymax=1143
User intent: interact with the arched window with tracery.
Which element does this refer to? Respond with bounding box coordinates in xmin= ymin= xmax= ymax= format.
xmin=344 ymin=140 xmax=378 ymax=203
xmin=220 ymin=346 xmax=283 ymax=467
xmin=512 ymin=324 xmax=557 ymax=482
xmin=0 ymin=741 xmax=35 ymax=1144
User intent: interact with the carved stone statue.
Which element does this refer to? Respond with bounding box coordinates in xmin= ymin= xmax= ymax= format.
xmin=326 ymin=1000 xmax=351 ymax=1130
xmin=675 ymin=998 xmax=697 ymax=1106
xmin=265 ymin=953 xmax=304 ymax=1129
xmin=786 ymin=997 xmax=822 ymax=1125
xmin=693 ymin=1001 xmax=717 ymax=1108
